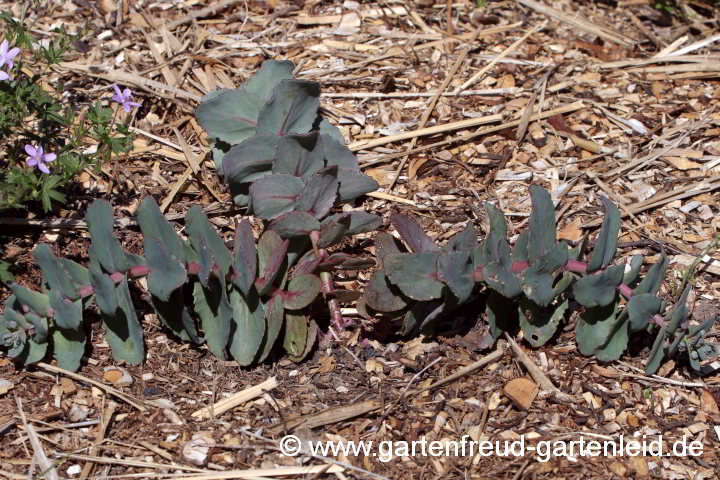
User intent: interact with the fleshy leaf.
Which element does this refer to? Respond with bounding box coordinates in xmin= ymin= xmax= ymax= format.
xmin=89 ymin=266 xmax=118 ymax=315
xmin=486 ymin=291 xmax=516 ymax=340
xmin=573 ymin=264 xmax=625 ymax=308
xmin=322 ymin=134 xmax=358 ymax=171
xmin=7 ymin=282 xmax=51 ymax=317
xmin=33 ymin=244 xmax=78 ymax=300
xmin=283 ymin=312 xmax=310 ymax=359
xmin=628 ymin=293 xmax=663 ymax=332
xmin=228 ymin=288 xmax=265 ymax=366
xmin=666 ymin=285 xmax=690 ymax=334
xmin=195 ymin=88 xmax=264 ymax=144
xmin=317 ymin=215 xmax=350 ymax=248
xmin=245 ymin=59 xmax=295 ymax=100
xmin=363 ymin=271 xmax=411 ymax=312
xmin=256 ymin=80 xmax=320 ymax=136
xmin=527 ymin=185 xmax=556 ymax=262
xmin=384 ymin=252 xmax=444 ymax=301
xmin=295 ymin=167 xmax=338 ymax=218
xmin=257 ymin=294 xmax=284 ymax=363
xmin=325 ymin=211 xmax=381 ymax=235
xmin=273 ymin=132 xmax=324 ymax=178
xmin=232 ymin=219 xmax=257 ymax=295
xmin=87 ymin=200 xmax=128 ymax=274
xmin=269 ymin=212 xmax=321 ymax=238
xmin=519 ymin=298 xmax=568 ymax=347
xmin=438 ymin=251 xmax=474 ymax=303
xmin=521 ymin=242 xmax=568 ymax=307
xmin=136 ymin=196 xmax=186 ymax=262
xmin=336 ymin=170 xmax=379 ymax=203
xmin=101 ymin=277 xmax=145 ymax=365
xmin=623 ymin=254 xmax=644 ymax=286
xmin=222 ymin=134 xmax=279 ymax=186
xmin=53 ymin=328 xmax=86 ymax=372
xmin=443 ymin=224 xmax=477 ymax=253
xmin=587 ymin=196 xmax=621 ymax=272
xmin=283 ymin=274 xmax=322 ymax=310
xmin=389 ymin=213 xmax=439 ymax=253
xmin=145 ymin=237 xmax=187 ymax=302
xmin=375 ymin=232 xmax=406 ymax=269
xmin=576 ymin=302 xmax=627 ymax=361
xmin=633 ymin=252 xmax=669 ymax=295
xmin=255 ymin=231 xmax=289 ymax=295
xmin=49 ymin=290 xmax=82 ymax=330
xmin=186 ymin=205 xmax=232 ymax=279
xmin=249 ymin=173 xmax=305 ymax=220
xmin=151 ymin=289 xmax=200 ymax=343
xmin=193 ymin=279 xmax=232 ymax=360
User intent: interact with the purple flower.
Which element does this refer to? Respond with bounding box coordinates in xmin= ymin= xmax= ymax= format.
xmin=0 ymin=40 xmax=20 ymax=70
xmin=25 ymin=144 xmax=56 ymax=174
xmin=111 ymin=84 xmax=142 ymax=112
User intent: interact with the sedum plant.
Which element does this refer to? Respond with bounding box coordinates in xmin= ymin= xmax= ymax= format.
xmin=195 ymin=59 xmax=377 ymax=213
xmin=362 ymin=185 xmax=719 ymax=375
xmin=0 ymin=196 xmax=375 ymax=371
xmin=1 ymin=58 xmax=716 ymax=377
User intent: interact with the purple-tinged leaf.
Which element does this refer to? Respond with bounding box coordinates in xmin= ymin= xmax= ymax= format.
xmin=587 ymin=196 xmax=621 ymax=272
xmin=257 ymin=294 xmax=284 ymax=363
xmin=317 ymin=215 xmax=350 ymax=248
xmin=269 ymin=211 xmax=321 ymax=238
xmin=364 ymin=271 xmax=411 ymax=312
xmin=196 ymin=88 xmax=264 ymax=145
xmin=295 ymin=167 xmax=338 ymax=218
xmin=255 ymin=231 xmax=289 ymax=295
xmin=272 ymin=132 xmax=324 ymax=178
xmin=228 ymin=287 xmax=265 ymax=366
xmin=527 ymin=185 xmax=556 ymax=262
xmin=87 ymin=200 xmax=128 ymax=274
xmin=256 ymin=79 xmax=320 ymax=136
xmin=245 ymin=60 xmax=294 ymax=101
xmin=337 ymin=170 xmax=378 ymax=203
xmin=389 ymin=213 xmax=439 ymax=253
xmin=222 ymin=134 xmax=279 ymax=185
xmin=322 ymin=134 xmax=358 ymax=172
xmin=249 ymin=173 xmax=305 ymax=220
xmin=384 ymin=252 xmax=444 ymax=301
xmin=232 ymin=219 xmax=257 ymax=295
xmin=294 ymin=250 xmax=323 ymax=276
xmin=282 ymin=274 xmax=322 ymax=310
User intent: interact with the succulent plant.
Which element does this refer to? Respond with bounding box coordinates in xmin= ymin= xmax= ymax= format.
xmin=362 ymin=185 xmax=719 ymax=375
xmin=1 ymin=61 xmax=716 ymax=377
xmin=195 ymin=60 xmax=378 ymax=217
xmin=0 ymin=193 xmax=379 ymax=371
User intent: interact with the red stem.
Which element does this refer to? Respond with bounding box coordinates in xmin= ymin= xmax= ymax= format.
xmin=310 ymin=231 xmax=345 ymax=328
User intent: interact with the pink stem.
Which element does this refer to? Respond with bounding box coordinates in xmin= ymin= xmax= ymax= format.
xmin=310 ymin=231 xmax=345 ymax=328
xmin=565 ymin=260 xmax=587 ymax=273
